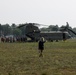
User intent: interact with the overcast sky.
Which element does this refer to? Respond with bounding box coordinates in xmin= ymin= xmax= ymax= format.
xmin=0 ymin=0 xmax=76 ymax=28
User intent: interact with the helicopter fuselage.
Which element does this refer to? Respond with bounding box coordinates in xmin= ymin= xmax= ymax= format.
xmin=26 ymin=31 xmax=71 ymax=41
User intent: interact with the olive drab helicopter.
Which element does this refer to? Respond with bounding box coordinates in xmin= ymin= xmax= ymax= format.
xmin=18 ymin=22 xmax=76 ymax=42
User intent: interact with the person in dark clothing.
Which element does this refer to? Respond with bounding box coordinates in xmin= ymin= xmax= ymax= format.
xmin=38 ymin=37 xmax=46 ymax=57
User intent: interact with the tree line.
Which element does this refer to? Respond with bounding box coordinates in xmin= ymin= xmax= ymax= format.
xmin=0 ymin=23 xmax=76 ymax=37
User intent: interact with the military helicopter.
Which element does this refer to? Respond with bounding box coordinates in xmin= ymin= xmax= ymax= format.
xmin=18 ymin=22 xmax=76 ymax=42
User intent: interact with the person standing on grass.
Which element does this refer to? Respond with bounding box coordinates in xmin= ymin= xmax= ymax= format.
xmin=38 ymin=37 xmax=46 ymax=57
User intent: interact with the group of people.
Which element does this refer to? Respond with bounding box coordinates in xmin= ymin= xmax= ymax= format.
xmin=0 ymin=37 xmax=15 ymax=42
xmin=0 ymin=36 xmax=27 ymax=43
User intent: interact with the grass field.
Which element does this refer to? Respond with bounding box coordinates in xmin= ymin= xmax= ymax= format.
xmin=0 ymin=39 xmax=76 ymax=75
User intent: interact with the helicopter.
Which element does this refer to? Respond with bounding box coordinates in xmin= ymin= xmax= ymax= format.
xmin=18 ymin=22 xmax=76 ymax=42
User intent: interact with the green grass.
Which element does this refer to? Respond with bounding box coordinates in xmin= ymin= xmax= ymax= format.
xmin=0 ymin=39 xmax=76 ymax=75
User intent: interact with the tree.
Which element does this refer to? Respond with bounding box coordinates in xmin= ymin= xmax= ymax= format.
xmin=1 ymin=24 xmax=11 ymax=36
xmin=41 ymin=25 xmax=59 ymax=31
xmin=73 ymin=28 xmax=76 ymax=32
xmin=13 ymin=28 xmax=22 ymax=36
xmin=51 ymin=25 xmax=59 ymax=31
xmin=0 ymin=24 xmax=2 ymax=30
xmin=0 ymin=24 xmax=2 ymax=36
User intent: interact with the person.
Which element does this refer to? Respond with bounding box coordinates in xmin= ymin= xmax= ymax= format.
xmin=38 ymin=37 xmax=46 ymax=57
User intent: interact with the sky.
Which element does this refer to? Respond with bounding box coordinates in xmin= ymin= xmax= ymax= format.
xmin=0 ymin=0 xmax=76 ymax=28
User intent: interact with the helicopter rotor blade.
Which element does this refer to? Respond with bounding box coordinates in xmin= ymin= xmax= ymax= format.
xmin=17 ymin=25 xmax=25 ymax=28
xmin=17 ymin=22 xmax=49 ymax=28
xmin=17 ymin=24 xmax=28 ymax=28
xmin=31 ymin=23 xmax=48 ymax=26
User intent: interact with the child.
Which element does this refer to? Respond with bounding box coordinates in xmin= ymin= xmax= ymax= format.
xmin=38 ymin=37 xmax=46 ymax=57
